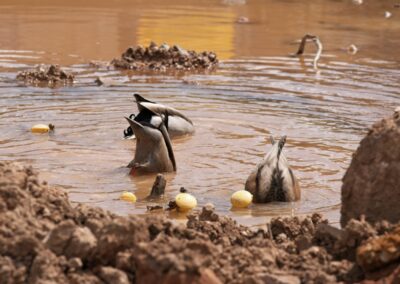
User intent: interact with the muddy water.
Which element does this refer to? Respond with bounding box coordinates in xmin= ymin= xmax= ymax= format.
xmin=0 ymin=0 xmax=399 ymax=226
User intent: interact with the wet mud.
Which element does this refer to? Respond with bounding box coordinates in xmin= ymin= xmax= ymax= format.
xmin=111 ymin=42 xmax=218 ymax=72
xmin=16 ymin=64 xmax=74 ymax=86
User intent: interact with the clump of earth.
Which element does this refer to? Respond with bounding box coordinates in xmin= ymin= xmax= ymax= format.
xmin=1 ymin=158 xmax=399 ymax=284
xmin=111 ymin=42 xmax=218 ymax=72
xmin=16 ymin=64 xmax=74 ymax=86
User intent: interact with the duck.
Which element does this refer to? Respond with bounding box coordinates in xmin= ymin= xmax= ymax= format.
xmin=124 ymin=94 xmax=195 ymax=139
xmin=245 ymin=136 xmax=300 ymax=202
xmin=125 ymin=111 xmax=176 ymax=175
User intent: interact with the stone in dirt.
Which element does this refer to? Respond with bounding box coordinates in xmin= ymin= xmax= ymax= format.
xmin=16 ymin=64 xmax=74 ymax=86
xmin=341 ymin=108 xmax=400 ymax=226
xmin=111 ymin=42 xmax=218 ymax=72
xmin=357 ymin=225 xmax=400 ymax=272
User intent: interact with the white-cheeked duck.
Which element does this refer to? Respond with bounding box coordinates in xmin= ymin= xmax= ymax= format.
xmin=124 ymin=94 xmax=195 ymax=139
xmin=125 ymin=110 xmax=177 ymax=175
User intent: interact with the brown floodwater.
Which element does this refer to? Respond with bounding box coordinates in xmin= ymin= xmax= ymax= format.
xmin=0 ymin=0 xmax=399 ymax=227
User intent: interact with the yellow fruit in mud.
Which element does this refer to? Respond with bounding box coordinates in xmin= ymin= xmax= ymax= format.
xmin=231 ymin=190 xmax=253 ymax=208
xmin=31 ymin=124 xmax=50 ymax=133
xmin=120 ymin=191 xmax=137 ymax=203
xmin=175 ymin=193 xmax=197 ymax=212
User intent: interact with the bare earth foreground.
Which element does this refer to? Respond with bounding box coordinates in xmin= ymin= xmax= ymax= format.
xmin=1 ymin=111 xmax=400 ymax=284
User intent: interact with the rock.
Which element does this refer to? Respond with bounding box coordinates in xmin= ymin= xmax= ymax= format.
xmin=111 ymin=42 xmax=218 ymax=71
xmin=341 ymin=109 xmax=400 ymax=226
xmin=68 ymin=272 xmax=102 ymax=284
xmin=257 ymin=273 xmax=301 ymax=284
xmin=45 ymin=220 xmax=97 ymax=260
xmin=28 ymin=250 xmax=68 ymax=284
xmin=16 ymin=64 xmax=74 ymax=86
xmin=97 ymin=266 xmax=130 ymax=284
xmin=199 ymin=203 xmax=219 ymax=222
xmin=357 ymin=225 xmax=400 ymax=271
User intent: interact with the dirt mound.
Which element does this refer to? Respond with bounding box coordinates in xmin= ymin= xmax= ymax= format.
xmin=111 ymin=42 xmax=218 ymax=72
xmin=341 ymin=108 xmax=400 ymax=226
xmin=0 ymin=161 xmax=399 ymax=284
xmin=16 ymin=64 xmax=74 ymax=86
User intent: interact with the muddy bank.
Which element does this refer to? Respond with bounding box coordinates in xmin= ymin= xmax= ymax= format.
xmin=111 ymin=42 xmax=218 ymax=72
xmin=1 ymin=161 xmax=399 ymax=284
xmin=16 ymin=64 xmax=74 ymax=86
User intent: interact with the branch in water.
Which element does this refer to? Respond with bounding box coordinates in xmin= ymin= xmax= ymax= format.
xmin=295 ymin=34 xmax=323 ymax=69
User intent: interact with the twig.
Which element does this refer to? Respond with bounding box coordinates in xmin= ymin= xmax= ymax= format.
xmin=295 ymin=34 xmax=323 ymax=69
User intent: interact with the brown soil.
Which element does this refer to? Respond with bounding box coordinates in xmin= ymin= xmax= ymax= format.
xmin=16 ymin=64 xmax=74 ymax=86
xmin=1 ymin=161 xmax=399 ymax=284
xmin=341 ymin=108 xmax=400 ymax=226
xmin=111 ymin=42 xmax=218 ymax=72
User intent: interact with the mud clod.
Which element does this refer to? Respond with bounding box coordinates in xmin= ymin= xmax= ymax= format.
xmin=341 ymin=109 xmax=400 ymax=226
xmin=0 ymin=160 xmax=399 ymax=283
xmin=17 ymin=64 xmax=74 ymax=86
xmin=111 ymin=42 xmax=218 ymax=72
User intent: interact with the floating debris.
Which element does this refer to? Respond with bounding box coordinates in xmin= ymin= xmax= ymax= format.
xmin=385 ymin=11 xmax=392 ymax=18
xmin=352 ymin=0 xmax=363 ymax=5
xmin=231 ymin=190 xmax=253 ymax=208
xmin=111 ymin=42 xmax=218 ymax=72
xmin=347 ymin=44 xmax=358 ymax=55
xmin=94 ymin=76 xmax=119 ymax=87
xmin=294 ymin=34 xmax=323 ymax=69
xmin=31 ymin=124 xmax=55 ymax=134
xmin=120 ymin=191 xmax=137 ymax=203
xmin=236 ymin=16 xmax=250 ymax=24
xmin=146 ymin=205 xmax=163 ymax=212
xmin=175 ymin=187 xmax=197 ymax=212
xmin=17 ymin=64 xmax=74 ymax=86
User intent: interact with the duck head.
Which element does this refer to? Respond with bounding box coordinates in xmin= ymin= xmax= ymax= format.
xmin=125 ymin=114 xmax=176 ymax=175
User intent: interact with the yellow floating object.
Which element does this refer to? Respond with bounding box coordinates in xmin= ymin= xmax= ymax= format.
xmin=120 ymin=191 xmax=137 ymax=203
xmin=175 ymin=193 xmax=197 ymax=212
xmin=31 ymin=124 xmax=50 ymax=133
xmin=231 ymin=190 xmax=253 ymax=208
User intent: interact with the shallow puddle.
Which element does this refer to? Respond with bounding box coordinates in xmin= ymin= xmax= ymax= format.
xmin=0 ymin=0 xmax=399 ymax=227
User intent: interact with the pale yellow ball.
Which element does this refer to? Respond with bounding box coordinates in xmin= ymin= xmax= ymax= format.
xmin=231 ymin=190 xmax=253 ymax=208
xmin=175 ymin=193 xmax=197 ymax=212
xmin=31 ymin=124 xmax=50 ymax=133
xmin=120 ymin=191 xmax=137 ymax=203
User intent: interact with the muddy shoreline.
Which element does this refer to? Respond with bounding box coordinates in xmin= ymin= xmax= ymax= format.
xmin=0 ymin=161 xmax=398 ymax=284
xmin=1 ymin=117 xmax=400 ymax=284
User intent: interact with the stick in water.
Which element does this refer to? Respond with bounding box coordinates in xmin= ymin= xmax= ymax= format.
xmin=295 ymin=34 xmax=323 ymax=69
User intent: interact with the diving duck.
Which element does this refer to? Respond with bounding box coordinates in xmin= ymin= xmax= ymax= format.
xmin=125 ymin=112 xmax=176 ymax=175
xmin=245 ymin=136 xmax=300 ymax=202
xmin=124 ymin=94 xmax=195 ymax=139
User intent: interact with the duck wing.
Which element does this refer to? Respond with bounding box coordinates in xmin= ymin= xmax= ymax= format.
xmin=134 ymin=94 xmax=156 ymax=112
xmin=139 ymin=102 xmax=193 ymax=124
